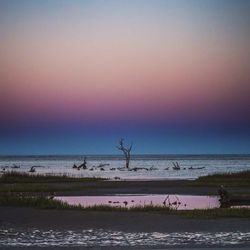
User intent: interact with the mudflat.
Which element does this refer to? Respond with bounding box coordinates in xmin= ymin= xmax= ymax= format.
xmin=1 ymin=207 xmax=250 ymax=233
xmin=54 ymin=180 xmax=247 ymax=196
xmin=1 ymin=207 xmax=250 ymax=249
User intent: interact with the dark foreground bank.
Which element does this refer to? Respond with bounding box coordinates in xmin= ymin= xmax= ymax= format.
xmin=1 ymin=207 xmax=250 ymax=249
xmin=1 ymin=207 xmax=250 ymax=232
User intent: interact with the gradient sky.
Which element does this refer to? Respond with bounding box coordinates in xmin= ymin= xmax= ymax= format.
xmin=0 ymin=0 xmax=250 ymax=155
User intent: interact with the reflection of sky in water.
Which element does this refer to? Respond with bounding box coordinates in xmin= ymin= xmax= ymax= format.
xmin=1 ymin=228 xmax=250 ymax=247
xmin=55 ymin=195 xmax=220 ymax=210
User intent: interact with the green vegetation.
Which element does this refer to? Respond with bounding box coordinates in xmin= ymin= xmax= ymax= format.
xmin=0 ymin=193 xmax=173 ymax=212
xmin=0 ymin=182 xmax=92 ymax=192
xmin=190 ymin=171 xmax=250 ymax=187
xmin=0 ymin=171 xmax=103 ymax=183
xmin=1 ymin=170 xmax=250 ymax=217
xmin=0 ymin=193 xmax=71 ymax=209
xmin=1 ymin=193 xmax=250 ymax=218
xmin=0 ymin=171 xmax=103 ymax=192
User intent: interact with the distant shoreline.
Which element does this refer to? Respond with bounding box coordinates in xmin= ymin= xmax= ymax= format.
xmin=1 ymin=153 xmax=250 ymax=160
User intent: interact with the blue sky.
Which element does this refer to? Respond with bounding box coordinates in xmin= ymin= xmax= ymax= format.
xmin=0 ymin=0 xmax=250 ymax=155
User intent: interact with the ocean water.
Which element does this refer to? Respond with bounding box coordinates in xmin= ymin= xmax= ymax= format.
xmin=0 ymin=155 xmax=250 ymax=180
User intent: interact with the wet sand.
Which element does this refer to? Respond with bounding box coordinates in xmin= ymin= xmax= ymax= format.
xmin=1 ymin=207 xmax=250 ymax=249
xmin=1 ymin=207 xmax=250 ymax=233
xmin=56 ymin=180 xmax=215 ymax=196
xmin=54 ymin=179 xmax=245 ymax=196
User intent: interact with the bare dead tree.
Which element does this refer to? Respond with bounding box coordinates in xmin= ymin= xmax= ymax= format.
xmin=117 ymin=138 xmax=132 ymax=169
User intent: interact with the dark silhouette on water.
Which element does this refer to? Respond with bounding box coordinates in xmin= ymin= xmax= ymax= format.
xmin=72 ymin=164 xmax=78 ymax=169
xmin=29 ymin=166 xmax=36 ymax=173
xmin=78 ymin=157 xmax=87 ymax=170
xmin=117 ymin=138 xmax=132 ymax=169
xmin=172 ymin=162 xmax=181 ymax=170
xmin=189 ymin=166 xmax=205 ymax=170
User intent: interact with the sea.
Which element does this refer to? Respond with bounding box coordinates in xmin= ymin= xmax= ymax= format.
xmin=0 ymin=154 xmax=250 ymax=180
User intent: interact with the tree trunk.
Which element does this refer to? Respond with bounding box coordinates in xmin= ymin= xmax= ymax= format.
xmin=117 ymin=139 xmax=132 ymax=170
xmin=125 ymin=157 xmax=130 ymax=169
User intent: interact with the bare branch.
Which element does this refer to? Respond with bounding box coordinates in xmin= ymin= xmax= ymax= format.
xmin=116 ymin=138 xmax=133 ymax=169
xmin=128 ymin=143 xmax=133 ymax=152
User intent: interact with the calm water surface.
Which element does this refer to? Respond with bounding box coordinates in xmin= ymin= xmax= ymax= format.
xmin=55 ymin=194 xmax=220 ymax=210
xmin=1 ymin=154 xmax=250 ymax=180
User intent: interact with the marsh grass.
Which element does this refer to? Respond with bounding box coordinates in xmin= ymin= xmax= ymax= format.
xmin=190 ymin=170 xmax=250 ymax=187
xmin=0 ymin=182 xmax=93 ymax=192
xmin=0 ymin=193 xmax=173 ymax=212
xmin=0 ymin=171 xmax=103 ymax=183
xmin=1 ymin=194 xmax=250 ymax=218
xmin=0 ymin=193 xmax=73 ymax=209
xmin=0 ymin=171 xmax=102 ymax=192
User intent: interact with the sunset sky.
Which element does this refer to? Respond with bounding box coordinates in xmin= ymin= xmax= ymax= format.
xmin=0 ymin=0 xmax=250 ymax=154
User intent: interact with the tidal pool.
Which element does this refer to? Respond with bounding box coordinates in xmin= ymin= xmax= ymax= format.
xmin=55 ymin=194 xmax=220 ymax=210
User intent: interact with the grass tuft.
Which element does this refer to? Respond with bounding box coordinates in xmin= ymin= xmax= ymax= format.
xmin=190 ymin=170 xmax=250 ymax=187
xmin=0 ymin=171 xmax=103 ymax=183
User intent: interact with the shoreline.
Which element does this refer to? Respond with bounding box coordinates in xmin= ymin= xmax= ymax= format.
xmin=1 ymin=171 xmax=250 ymax=248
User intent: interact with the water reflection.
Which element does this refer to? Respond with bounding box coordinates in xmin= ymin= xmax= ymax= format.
xmin=55 ymin=194 xmax=220 ymax=210
xmin=1 ymin=228 xmax=250 ymax=247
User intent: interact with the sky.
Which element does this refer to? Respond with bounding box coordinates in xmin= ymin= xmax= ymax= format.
xmin=0 ymin=0 xmax=250 ymax=155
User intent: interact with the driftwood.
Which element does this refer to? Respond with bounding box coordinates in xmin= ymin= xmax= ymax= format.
xmin=12 ymin=165 xmax=20 ymax=169
xmin=72 ymin=164 xmax=78 ymax=169
xmin=188 ymin=166 xmax=205 ymax=170
xmin=117 ymin=167 xmax=127 ymax=171
xmin=149 ymin=166 xmax=158 ymax=171
xmin=116 ymin=166 xmax=157 ymax=171
xmin=172 ymin=162 xmax=181 ymax=170
xmin=72 ymin=157 xmax=88 ymax=170
xmin=96 ymin=163 xmax=110 ymax=168
xmin=129 ymin=167 xmax=149 ymax=171
xmin=29 ymin=166 xmax=36 ymax=173
xmin=78 ymin=157 xmax=87 ymax=169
